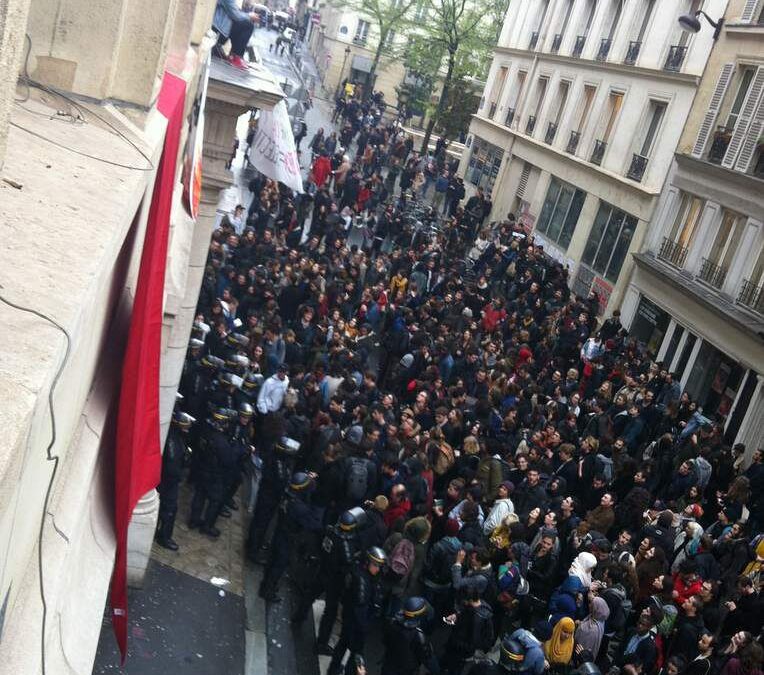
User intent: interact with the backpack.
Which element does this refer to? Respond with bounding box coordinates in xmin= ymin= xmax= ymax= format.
xmin=471 ymin=604 xmax=496 ymax=653
xmin=428 ymin=536 xmax=461 ymax=584
xmin=433 ymin=443 xmax=455 ymax=476
xmin=345 ymin=457 xmax=369 ymax=503
xmin=602 ymin=587 xmax=631 ymax=634
xmin=595 ymin=453 xmax=614 ymax=483
xmin=390 ymin=538 xmax=415 ymax=579
xmin=690 ymin=456 xmax=712 ymax=491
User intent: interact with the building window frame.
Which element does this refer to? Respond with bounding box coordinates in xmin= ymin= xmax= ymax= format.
xmin=581 ymin=201 xmax=638 ymax=283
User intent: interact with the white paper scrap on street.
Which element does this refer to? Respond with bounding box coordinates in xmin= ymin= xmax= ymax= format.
xmin=210 ymin=577 xmax=229 ymax=586
xmin=249 ymin=100 xmax=304 ymax=194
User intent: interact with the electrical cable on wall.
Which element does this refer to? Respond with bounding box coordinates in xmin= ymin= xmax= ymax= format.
xmin=0 ymin=293 xmax=72 ymax=675
xmin=12 ymin=34 xmax=155 ymax=171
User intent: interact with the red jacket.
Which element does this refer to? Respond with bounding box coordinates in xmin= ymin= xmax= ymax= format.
xmin=482 ymin=303 xmax=507 ymax=333
xmin=311 ymin=155 xmax=332 ymax=187
xmin=673 ymin=573 xmax=702 ymax=605
xmin=383 ymin=498 xmax=412 ymax=528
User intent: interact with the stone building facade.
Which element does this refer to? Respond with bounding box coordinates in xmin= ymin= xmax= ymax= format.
xmin=462 ymin=0 xmax=726 ymax=314
xmin=0 ymin=1 xmax=282 ymax=671
xmin=622 ymin=0 xmax=764 ymax=457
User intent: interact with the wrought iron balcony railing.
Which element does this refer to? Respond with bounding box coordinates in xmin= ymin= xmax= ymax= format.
xmin=664 ymin=45 xmax=687 ymax=72
xmin=626 ymin=153 xmax=648 ymax=182
xmin=551 ymin=33 xmax=562 ymax=53
xmin=566 ymin=130 xmax=580 ymax=154
xmin=737 ymin=278 xmax=764 ymax=314
xmin=529 ymin=31 xmax=539 ymax=49
xmin=590 ymin=139 xmax=607 ymax=165
xmin=526 ymin=115 xmax=537 ymax=135
xmin=489 ymin=102 xmax=497 ymax=118
xmin=657 ymin=237 xmax=689 ymax=268
xmin=624 ymin=40 xmax=641 ymax=65
xmin=505 ymin=107 xmax=515 ymax=127
xmin=545 ymin=122 xmax=558 ymax=144
xmin=596 ymin=38 xmax=612 ymax=61
xmin=699 ymin=257 xmax=727 ymax=289
xmin=572 ymin=35 xmax=586 ymax=57
xmin=708 ymin=126 xmax=733 ymax=164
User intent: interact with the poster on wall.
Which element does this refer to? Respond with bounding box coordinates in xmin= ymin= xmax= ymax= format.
xmin=591 ymin=276 xmax=613 ymax=315
xmin=181 ymin=52 xmax=210 ymax=219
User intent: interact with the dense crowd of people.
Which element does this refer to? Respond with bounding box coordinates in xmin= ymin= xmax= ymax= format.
xmin=159 ymin=90 xmax=764 ymax=675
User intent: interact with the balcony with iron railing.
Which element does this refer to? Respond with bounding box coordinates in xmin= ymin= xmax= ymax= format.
xmin=708 ymin=126 xmax=733 ymax=164
xmin=551 ymin=33 xmax=562 ymax=53
xmin=596 ymin=38 xmax=612 ymax=61
xmin=590 ymin=139 xmax=607 ymax=165
xmin=657 ymin=237 xmax=688 ymax=268
xmin=526 ymin=115 xmax=537 ymax=134
xmin=698 ymin=257 xmax=728 ymax=289
xmin=505 ymin=107 xmax=515 ymax=127
xmin=529 ymin=31 xmax=539 ymax=49
xmin=624 ymin=40 xmax=641 ymax=65
xmin=626 ymin=153 xmax=648 ymax=182
xmin=572 ymin=35 xmax=586 ymax=57
xmin=489 ymin=102 xmax=497 ymax=118
xmin=664 ymin=45 xmax=687 ymax=72
xmin=737 ymin=279 xmax=764 ymax=314
xmin=545 ymin=122 xmax=558 ymax=144
xmin=353 ymin=35 xmax=367 ymax=46
xmin=566 ymin=130 xmax=580 ymax=154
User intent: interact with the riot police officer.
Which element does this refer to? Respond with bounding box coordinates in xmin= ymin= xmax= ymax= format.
xmin=183 ymin=353 xmax=223 ymax=453
xmin=259 ymin=472 xmax=324 ymax=603
xmin=465 ymin=631 xmax=546 ymax=675
xmin=156 ymin=410 xmax=194 ymax=551
xmin=381 ymin=596 xmax=440 ymax=675
xmin=327 ymin=546 xmax=387 ymax=675
xmin=189 ymin=407 xmax=235 ymax=538
xmin=209 ymin=371 xmax=243 ymax=409
xmin=222 ymin=402 xmax=254 ymax=515
xmin=292 ymin=507 xmax=364 ymax=655
xmin=246 ymin=435 xmax=299 ymax=562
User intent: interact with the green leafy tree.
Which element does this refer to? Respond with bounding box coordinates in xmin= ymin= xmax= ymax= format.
xmin=413 ymin=0 xmax=507 ymax=151
xmin=332 ymin=0 xmax=419 ymax=100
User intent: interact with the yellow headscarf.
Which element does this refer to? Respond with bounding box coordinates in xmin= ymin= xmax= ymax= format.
xmin=742 ymin=538 xmax=764 ymax=581
xmin=544 ymin=617 xmax=575 ymax=665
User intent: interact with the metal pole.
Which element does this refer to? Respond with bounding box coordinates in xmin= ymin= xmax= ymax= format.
xmin=335 ymin=47 xmax=350 ymax=98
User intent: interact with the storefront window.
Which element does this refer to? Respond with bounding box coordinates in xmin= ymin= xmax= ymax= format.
xmin=467 ymin=138 xmax=504 ymax=192
xmin=536 ymin=177 xmax=586 ymax=249
xmin=629 ymin=296 xmax=669 ymax=356
xmin=582 ymin=201 xmax=637 ymax=283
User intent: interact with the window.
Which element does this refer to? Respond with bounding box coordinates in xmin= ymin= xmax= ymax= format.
xmin=526 ymin=76 xmax=549 ymax=133
xmin=725 ymin=68 xmax=756 ymax=129
xmin=384 ymin=29 xmax=396 ymax=48
xmin=508 ymin=70 xmax=527 ymax=111
xmin=414 ymin=0 xmax=428 ymax=21
xmin=575 ymin=85 xmax=597 ymax=133
xmin=581 ymin=0 xmax=597 ymax=37
xmin=600 ymin=91 xmax=624 ymax=143
xmin=536 ymin=178 xmax=586 ymax=249
xmin=634 ymin=0 xmax=655 ymax=41
xmin=545 ymin=80 xmax=570 ymax=143
xmin=354 ymin=19 xmax=369 ymax=44
xmin=467 ymin=138 xmax=504 ymax=191
xmin=582 ymin=202 xmax=638 ymax=282
xmin=707 ymin=210 xmax=745 ymax=271
xmin=638 ymin=101 xmax=667 ymax=156
xmin=668 ymin=194 xmax=705 ymax=248
xmin=489 ymin=66 xmax=509 ymax=119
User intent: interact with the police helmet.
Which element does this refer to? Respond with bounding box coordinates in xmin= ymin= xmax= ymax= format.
xmin=572 ymin=664 xmax=601 ymax=675
xmin=201 ymin=354 xmax=225 ymax=369
xmin=401 ymin=596 xmax=428 ymax=626
xmin=289 ymin=471 xmax=313 ymax=492
xmin=367 ymin=546 xmax=387 ymax=567
xmin=226 ymin=332 xmax=250 ymax=348
xmin=210 ymin=407 xmax=233 ymax=429
xmin=243 ymin=372 xmax=264 ymax=390
xmin=172 ymin=411 xmax=196 ymax=429
xmin=189 ymin=338 xmax=205 ymax=350
xmin=239 ymin=402 xmax=254 ymax=418
xmin=338 ymin=509 xmax=360 ymax=533
xmin=227 ymin=354 xmax=250 ymax=370
xmin=499 ymin=635 xmax=526 ymax=672
xmin=276 ymin=436 xmax=301 ymax=455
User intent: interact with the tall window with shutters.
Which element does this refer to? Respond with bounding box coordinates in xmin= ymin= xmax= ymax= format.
xmin=739 ymin=0 xmax=762 ymax=22
xmin=488 ymin=66 xmax=509 ymax=120
xmin=692 ymin=63 xmax=735 ymax=158
xmin=721 ymin=66 xmax=764 ymax=171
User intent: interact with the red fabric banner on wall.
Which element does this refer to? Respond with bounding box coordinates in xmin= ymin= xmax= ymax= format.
xmin=110 ymin=71 xmax=187 ymax=662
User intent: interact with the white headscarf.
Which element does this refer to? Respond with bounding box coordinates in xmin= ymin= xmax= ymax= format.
xmin=568 ymin=552 xmax=598 ymax=587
